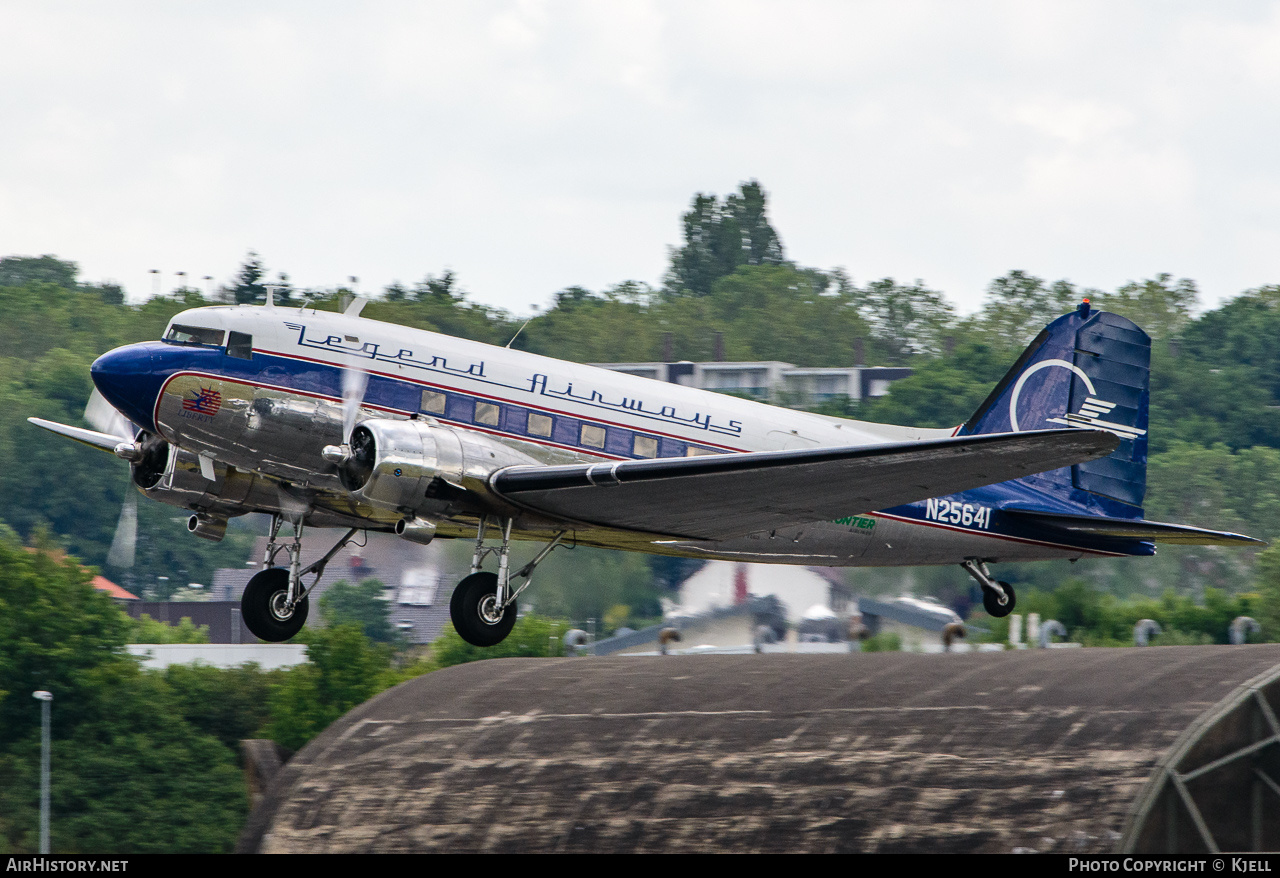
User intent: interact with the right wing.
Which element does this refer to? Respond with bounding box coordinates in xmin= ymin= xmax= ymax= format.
xmin=491 ymin=428 xmax=1118 ymax=540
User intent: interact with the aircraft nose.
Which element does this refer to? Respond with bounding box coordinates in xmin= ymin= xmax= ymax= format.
xmin=91 ymin=344 xmax=152 ymax=382
xmin=91 ymin=345 xmax=159 ymax=432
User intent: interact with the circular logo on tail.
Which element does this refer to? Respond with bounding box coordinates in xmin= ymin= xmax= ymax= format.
xmin=1008 ymin=359 xmax=1095 ymax=432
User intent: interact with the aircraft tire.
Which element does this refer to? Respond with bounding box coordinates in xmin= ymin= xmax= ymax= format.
xmin=983 ymin=581 xmax=1016 ymax=618
xmin=242 ymin=567 xmax=309 ymax=642
xmin=450 ymin=571 xmax=517 ymax=647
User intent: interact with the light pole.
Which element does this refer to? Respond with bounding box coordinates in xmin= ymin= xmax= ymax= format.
xmin=149 ymin=269 xmax=160 ymax=298
xmin=33 ymin=691 xmax=52 ymax=854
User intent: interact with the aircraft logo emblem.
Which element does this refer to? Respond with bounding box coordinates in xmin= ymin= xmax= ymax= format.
xmin=183 ymin=386 xmax=223 ymax=417
xmin=1008 ymin=358 xmax=1146 ymax=441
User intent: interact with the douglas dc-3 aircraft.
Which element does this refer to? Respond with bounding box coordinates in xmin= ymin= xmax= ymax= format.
xmin=29 ymin=296 xmax=1261 ymax=646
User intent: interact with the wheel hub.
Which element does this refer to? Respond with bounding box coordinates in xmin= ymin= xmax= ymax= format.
xmin=269 ymin=590 xmax=295 ymax=622
xmin=477 ymin=593 xmax=504 ymax=625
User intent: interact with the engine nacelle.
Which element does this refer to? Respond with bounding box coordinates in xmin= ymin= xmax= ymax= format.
xmin=340 ymin=419 xmax=458 ymax=512
xmin=136 ymin=437 xmax=283 ymax=519
xmin=338 ymin=417 xmax=540 ymax=516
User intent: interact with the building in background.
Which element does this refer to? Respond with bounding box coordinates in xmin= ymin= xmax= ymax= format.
xmin=208 ymin=533 xmax=452 ymax=644
xmin=593 ymin=360 xmax=912 ymax=406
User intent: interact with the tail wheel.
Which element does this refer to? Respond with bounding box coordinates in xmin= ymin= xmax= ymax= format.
xmin=983 ymin=581 xmax=1017 ymax=618
xmin=242 ymin=567 xmax=309 ymax=642
xmin=450 ymin=571 xmax=517 ymax=647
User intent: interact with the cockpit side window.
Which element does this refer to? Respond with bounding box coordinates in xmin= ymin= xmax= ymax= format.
xmin=165 ymin=324 xmax=225 ymax=346
xmin=227 ymin=331 xmax=253 ymax=360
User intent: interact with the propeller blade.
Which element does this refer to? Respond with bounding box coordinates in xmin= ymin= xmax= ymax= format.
xmin=85 ymin=389 xmax=134 ymax=441
xmin=106 ymin=492 xmax=137 ymax=569
xmin=341 ymin=365 xmax=368 ymax=445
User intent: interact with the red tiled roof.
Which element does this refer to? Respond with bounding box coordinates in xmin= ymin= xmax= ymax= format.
xmin=92 ymin=575 xmax=139 ymax=600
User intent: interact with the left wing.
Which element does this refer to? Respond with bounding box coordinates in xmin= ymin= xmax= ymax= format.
xmin=491 ymin=428 xmax=1118 ymax=540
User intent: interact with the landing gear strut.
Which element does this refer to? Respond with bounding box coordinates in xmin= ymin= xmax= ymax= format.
xmin=449 ymin=516 xmax=567 ymax=647
xmin=240 ymin=516 xmax=363 ymax=642
xmin=961 ymin=558 xmax=1017 ymax=619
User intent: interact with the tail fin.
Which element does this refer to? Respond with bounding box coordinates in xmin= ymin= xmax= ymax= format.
xmin=961 ymin=302 xmax=1150 ymax=517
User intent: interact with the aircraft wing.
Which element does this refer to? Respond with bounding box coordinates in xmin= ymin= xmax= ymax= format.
xmin=491 ymin=428 xmax=1118 ymax=540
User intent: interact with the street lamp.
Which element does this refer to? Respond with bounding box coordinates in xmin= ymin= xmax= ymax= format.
xmin=33 ymin=691 xmax=52 ymax=854
xmin=148 ymin=269 xmax=160 ymax=298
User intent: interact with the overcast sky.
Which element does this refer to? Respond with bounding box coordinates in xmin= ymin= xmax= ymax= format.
xmin=4 ymin=1 xmax=1280 ymax=314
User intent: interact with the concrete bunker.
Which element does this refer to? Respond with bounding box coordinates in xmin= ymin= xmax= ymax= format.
xmin=241 ymin=645 xmax=1280 ymax=853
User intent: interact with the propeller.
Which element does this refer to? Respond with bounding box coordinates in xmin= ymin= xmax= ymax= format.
xmin=341 ymin=363 xmax=368 ymax=448
xmin=85 ymin=388 xmax=133 ymax=444
xmin=86 ymin=389 xmax=140 ymax=569
xmin=322 ymin=355 xmax=370 ymax=475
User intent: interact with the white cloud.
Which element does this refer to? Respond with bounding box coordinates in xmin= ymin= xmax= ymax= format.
xmin=1 ymin=2 xmax=1279 ymax=312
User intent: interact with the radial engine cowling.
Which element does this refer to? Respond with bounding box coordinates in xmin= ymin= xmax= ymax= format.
xmin=339 ymin=419 xmax=462 ymax=513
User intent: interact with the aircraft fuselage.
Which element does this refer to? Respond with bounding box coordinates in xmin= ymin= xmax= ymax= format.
xmin=89 ymin=304 xmax=1153 ymax=567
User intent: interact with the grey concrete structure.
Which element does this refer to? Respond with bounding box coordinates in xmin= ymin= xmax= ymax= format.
xmin=240 ymin=646 xmax=1280 ymax=854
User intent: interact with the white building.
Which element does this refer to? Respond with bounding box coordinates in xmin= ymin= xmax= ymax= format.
xmin=673 ymin=561 xmax=853 ymax=625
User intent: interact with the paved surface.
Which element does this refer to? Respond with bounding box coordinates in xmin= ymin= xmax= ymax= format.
xmin=240 ymin=646 xmax=1280 ymax=853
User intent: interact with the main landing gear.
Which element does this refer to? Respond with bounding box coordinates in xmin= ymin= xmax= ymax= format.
xmin=241 ymin=516 xmax=363 ymax=642
xmin=449 ymin=516 xmax=567 ymax=647
xmin=962 ymin=558 xmax=1017 ymax=618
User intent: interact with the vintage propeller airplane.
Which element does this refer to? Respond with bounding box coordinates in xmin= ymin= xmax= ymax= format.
xmin=29 ymin=295 xmax=1260 ymax=646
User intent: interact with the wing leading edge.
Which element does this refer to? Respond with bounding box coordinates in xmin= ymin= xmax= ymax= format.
xmin=491 ymin=428 xmax=1119 ymax=540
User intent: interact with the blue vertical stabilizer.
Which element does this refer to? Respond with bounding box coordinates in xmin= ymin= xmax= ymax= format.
xmin=960 ymin=303 xmax=1150 ymax=518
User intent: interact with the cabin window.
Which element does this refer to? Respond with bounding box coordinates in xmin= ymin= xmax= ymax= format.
xmin=421 ymin=390 xmax=447 ymax=415
xmin=633 ymin=435 xmax=658 ymax=458
xmin=686 ymin=445 xmax=717 ymax=457
xmin=580 ymin=424 xmax=606 ymax=448
xmin=227 ymin=331 xmax=253 ymax=360
xmin=527 ymin=412 xmax=553 ymax=437
xmin=475 ymin=401 xmax=500 ymax=427
xmin=165 ymin=324 xmax=225 ymax=346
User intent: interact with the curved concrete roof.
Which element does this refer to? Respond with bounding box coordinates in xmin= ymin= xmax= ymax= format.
xmin=240 ymin=645 xmax=1280 ymax=854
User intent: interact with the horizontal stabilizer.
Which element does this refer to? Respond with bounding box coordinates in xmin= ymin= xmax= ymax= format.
xmin=1003 ymin=509 xmax=1264 ymax=546
xmin=27 ymin=417 xmax=127 ymax=455
xmin=492 ymin=428 xmax=1118 ymax=540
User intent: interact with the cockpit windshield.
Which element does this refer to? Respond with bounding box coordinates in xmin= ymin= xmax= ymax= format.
xmin=164 ymin=324 xmax=225 ymax=346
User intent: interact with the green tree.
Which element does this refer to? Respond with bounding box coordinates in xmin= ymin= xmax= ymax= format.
xmin=128 ymin=614 xmax=210 ymax=644
xmin=0 ymin=538 xmax=250 ymax=853
xmin=429 ymin=614 xmax=572 ymax=669
xmin=860 ymin=341 xmax=1010 ymax=428
xmin=666 ymin=180 xmax=785 ymax=297
xmin=1253 ymin=546 xmax=1280 ymax=640
xmin=319 ymin=578 xmax=398 ymax=643
xmin=857 ymin=277 xmax=956 ymax=363
xmin=1095 ymin=273 xmax=1198 ymax=341
xmin=229 ymin=251 xmax=267 ymax=305
xmin=263 ymin=624 xmax=400 ymax=751
xmin=971 ymin=270 xmax=1088 ymax=353
xmin=0 ymin=255 xmax=78 ymax=289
